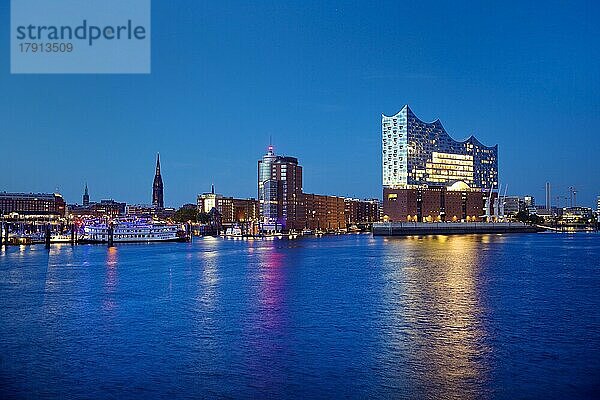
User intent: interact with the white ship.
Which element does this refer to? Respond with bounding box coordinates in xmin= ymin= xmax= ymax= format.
xmin=80 ymin=217 xmax=187 ymax=243
xmin=222 ymin=226 xmax=243 ymax=237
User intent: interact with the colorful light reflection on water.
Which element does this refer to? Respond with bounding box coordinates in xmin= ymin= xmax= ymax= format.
xmin=0 ymin=234 xmax=599 ymax=399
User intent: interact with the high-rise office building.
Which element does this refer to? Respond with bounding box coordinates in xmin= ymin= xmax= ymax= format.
xmin=257 ymin=145 xmax=303 ymax=231
xmin=382 ymin=105 xmax=498 ymax=190
xmin=152 ymin=153 xmax=164 ymax=208
xmin=256 ymin=145 xmax=372 ymax=232
xmin=258 ymin=145 xmax=278 ymax=229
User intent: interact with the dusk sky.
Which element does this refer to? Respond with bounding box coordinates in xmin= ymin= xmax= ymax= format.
xmin=1 ymin=0 xmax=598 ymax=207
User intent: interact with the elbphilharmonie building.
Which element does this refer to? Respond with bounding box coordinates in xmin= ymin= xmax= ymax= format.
xmin=382 ymin=105 xmax=498 ymax=190
xmin=382 ymin=105 xmax=499 ymax=222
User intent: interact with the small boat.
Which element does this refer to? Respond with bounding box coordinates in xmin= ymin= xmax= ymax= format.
xmin=223 ymin=226 xmax=243 ymax=237
xmin=51 ymin=233 xmax=73 ymax=243
xmin=7 ymin=234 xmax=34 ymax=245
xmin=262 ymin=232 xmax=284 ymax=239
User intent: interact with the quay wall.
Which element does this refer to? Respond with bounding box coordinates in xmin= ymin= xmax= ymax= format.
xmin=373 ymin=222 xmax=542 ymax=236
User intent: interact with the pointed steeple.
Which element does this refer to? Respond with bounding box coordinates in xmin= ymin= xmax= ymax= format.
xmin=155 ymin=153 xmax=161 ymax=176
xmin=83 ymin=182 xmax=90 ymax=207
xmin=152 ymin=153 xmax=164 ymax=208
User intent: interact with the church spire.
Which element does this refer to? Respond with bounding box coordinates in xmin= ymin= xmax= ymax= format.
xmin=83 ymin=182 xmax=90 ymax=207
xmin=152 ymin=153 xmax=164 ymax=208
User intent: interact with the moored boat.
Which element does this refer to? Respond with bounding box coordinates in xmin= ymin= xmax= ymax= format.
xmin=222 ymin=226 xmax=243 ymax=237
xmin=80 ymin=217 xmax=187 ymax=243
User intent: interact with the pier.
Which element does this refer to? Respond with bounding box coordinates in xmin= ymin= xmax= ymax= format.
xmin=373 ymin=221 xmax=543 ymax=236
xmin=0 ymin=220 xmax=79 ymax=246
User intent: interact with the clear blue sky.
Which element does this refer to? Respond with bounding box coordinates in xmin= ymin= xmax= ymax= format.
xmin=1 ymin=1 xmax=598 ymax=208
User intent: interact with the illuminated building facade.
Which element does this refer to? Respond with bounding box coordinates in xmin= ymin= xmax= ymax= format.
xmin=88 ymin=200 xmax=126 ymax=217
xmin=124 ymin=204 xmax=175 ymax=219
xmin=257 ymin=145 xmax=303 ymax=231
xmin=382 ymin=105 xmax=498 ymax=190
xmin=69 ymin=199 xmax=127 ymax=218
xmin=382 ymin=106 xmax=500 ymax=222
xmin=301 ymin=193 xmax=346 ymax=231
xmin=524 ymin=196 xmax=536 ymax=215
xmin=197 ymin=185 xmax=221 ymax=214
xmin=224 ymin=198 xmax=259 ymax=225
xmin=503 ymin=196 xmax=523 ymax=215
xmin=197 ymin=186 xmax=259 ymax=226
xmin=0 ymin=192 xmax=66 ymax=218
xmin=562 ymin=207 xmax=593 ymax=223
xmin=256 ymin=144 xmax=381 ymax=232
xmin=344 ymin=198 xmax=380 ymax=226
xmin=126 ymin=204 xmax=156 ymax=216
xmin=383 ymin=185 xmax=497 ymax=222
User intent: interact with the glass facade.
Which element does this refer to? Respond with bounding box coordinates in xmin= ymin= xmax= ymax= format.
xmin=382 ymin=105 xmax=498 ymax=190
xmin=257 ymin=146 xmax=303 ymax=231
xmin=258 ymin=145 xmax=278 ymax=228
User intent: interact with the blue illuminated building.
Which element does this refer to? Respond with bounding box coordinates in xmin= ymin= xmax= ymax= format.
xmin=382 ymin=105 xmax=498 ymax=190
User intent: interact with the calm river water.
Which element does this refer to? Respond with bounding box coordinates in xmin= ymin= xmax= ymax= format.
xmin=0 ymin=233 xmax=599 ymax=399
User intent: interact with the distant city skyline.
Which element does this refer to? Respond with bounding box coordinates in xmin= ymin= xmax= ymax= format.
xmin=0 ymin=1 xmax=598 ymax=207
xmin=58 ymin=143 xmax=599 ymax=210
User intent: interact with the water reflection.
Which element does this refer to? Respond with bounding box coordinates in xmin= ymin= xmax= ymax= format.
xmin=255 ymin=246 xmax=286 ymax=330
xmin=188 ymin=239 xmax=224 ymax=390
xmin=2 ymin=234 xmax=598 ymax=398
xmin=43 ymin=245 xmax=74 ymax=314
xmin=243 ymin=243 xmax=290 ymax=395
xmin=380 ymin=235 xmax=492 ymax=399
xmin=103 ymin=247 xmax=118 ymax=312
xmin=198 ymin=247 xmax=219 ymax=312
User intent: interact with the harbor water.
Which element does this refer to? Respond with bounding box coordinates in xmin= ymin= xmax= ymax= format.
xmin=0 ymin=233 xmax=599 ymax=399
